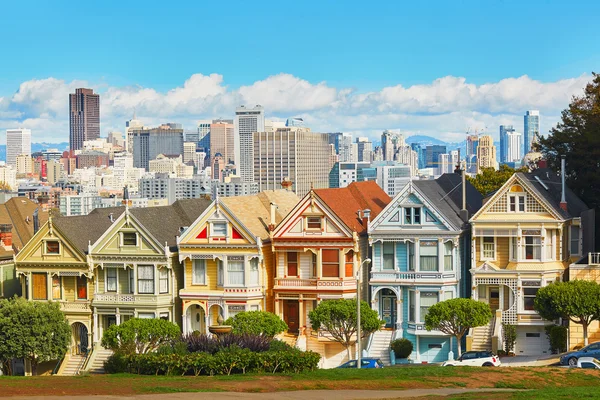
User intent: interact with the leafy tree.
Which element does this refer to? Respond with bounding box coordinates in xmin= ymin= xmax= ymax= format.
xmin=308 ymin=299 xmax=384 ymax=359
xmin=537 ymin=73 xmax=600 ymax=210
xmin=424 ymin=298 xmax=492 ymax=356
xmin=534 ymin=280 xmax=600 ymax=346
xmin=224 ymin=311 xmax=288 ymax=337
xmin=101 ymin=317 xmax=181 ymax=355
xmin=0 ymin=297 xmax=70 ymax=375
xmin=467 ymin=165 xmax=528 ymax=196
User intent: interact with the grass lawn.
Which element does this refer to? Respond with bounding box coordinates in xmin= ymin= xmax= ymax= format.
xmin=0 ymin=366 xmax=598 ymax=397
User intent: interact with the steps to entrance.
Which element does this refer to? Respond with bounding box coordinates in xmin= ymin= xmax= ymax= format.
xmin=60 ymin=355 xmax=86 ymax=376
xmin=86 ymin=348 xmax=113 ymax=374
xmin=276 ymin=333 xmax=298 ymax=348
xmin=471 ymin=320 xmax=493 ymax=351
xmin=367 ymin=330 xmax=394 ymax=366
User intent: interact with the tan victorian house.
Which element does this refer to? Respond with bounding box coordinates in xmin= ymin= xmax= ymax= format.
xmin=469 ymin=167 xmax=592 ymax=356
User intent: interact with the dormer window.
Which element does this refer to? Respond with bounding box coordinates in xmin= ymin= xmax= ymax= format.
xmin=122 ymin=232 xmax=137 ymax=246
xmin=306 ymin=217 xmax=322 ymax=230
xmin=212 ymin=222 xmax=227 ymax=237
xmin=46 ymin=241 xmax=60 ymax=254
xmin=404 ymin=207 xmax=421 ymax=224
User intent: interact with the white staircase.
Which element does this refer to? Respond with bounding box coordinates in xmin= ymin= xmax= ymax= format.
xmin=86 ymin=348 xmax=113 ymax=374
xmin=471 ymin=320 xmax=493 ymax=351
xmin=368 ymin=330 xmax=393 ymax=365
xmin=60 ymin=355 xmax=86 ymax=376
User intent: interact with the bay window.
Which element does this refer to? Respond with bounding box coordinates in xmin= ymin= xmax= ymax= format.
xmin=443 ymin=241 xmax=453 ymax=271
xmin=287 ymin=252 xmax=298 ymax=276
xmin=217 ymin=259 xmax=224 ymax=286
xmin=311 ymin=252 xmax=317 ymax=278
xmin=420 ymin=292 xmax=438 ymax=322
xmin=159 ymin=268 xmax=169 ymax=293
xmin=345 ymin=251 xmax=354 ymax=277
xmin=249 ymin=258 xmax=259 ymax=285
xmin=137 ymin=265 xmax=155 ymax=294
xmin=52 ymin=275 xmax=61 ymax=300
xmin=192 ymin=259 xmax=206 ymax=285
xmin=523 ymin=234 xmax=541 ymax=260
xmin=228 ymin=259 xmax=244 ymax=285
xmin=419 ymin=240 xmax=438 ymax=271
xmin=408 ymin=242 xmax=415 ymax=271
xmin=383 ymin=242 xmax=394 ymax=270
xmin=106 ymin=268 xmax=117 ymax=292
xmin=77 ymin=276 xmax=87 ymax=300
xmin=570 ymin=226 xmax=580 ymax=256
xmin=523 ymin=282 xmax=540 ymax=311
xmin=482 ymin=237 xmax=495 ymax=260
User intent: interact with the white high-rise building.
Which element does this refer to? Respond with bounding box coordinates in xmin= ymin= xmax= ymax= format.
xmin=235 ymin=105 xmax=265 ymax=182
xmin=356 ymin=137 xmax=373 ymax=162
xmin=339 ymin=134 xmax=357 ymax=162
xmin=507 ymin=130 xmax=523 ymax=163
xmin=6 ymin=128 xmax=31 ymax=167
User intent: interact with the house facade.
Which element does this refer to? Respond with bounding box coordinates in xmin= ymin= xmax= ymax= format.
xmin=367 ymin=174 xmax=481 ymax=363
xmin=469 ymin=168 xmax=591 ymax=356
xmin=177 ymin=191 xmax=299 ymax=335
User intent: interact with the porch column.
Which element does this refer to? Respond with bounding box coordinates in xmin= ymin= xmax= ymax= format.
xmin=116 ymin=308 xmax=121 ymax=325
xmin=133 ymin=264 xmax=138 ymax=295
xmin=87 ymin=331 xmax=92 ymax=350
xmin=299 ymin=299 xmax=304 ymax=329
xmin=415 ymin=335 xmax=421 ymax=362
xmin=93 ymin=311 xmax=99 ymax=343
xmin=27 ymin=272 xmax=33 ymax=300
xmin=275 ymin=297 xmax=280 ymax=317
xmin=205 ymin=308 xmax=210 ymax=335
xmin=415 ymin=289 xmax=421 ymax=323
xmin=415 ymin=239 xmax=420 ymax=271
xmin=338 ymin=249 xmax=344 ymax=279
xmin=154 ymin=264 xmax=159 ymax=295
xmin=182 ymin=307 xmax=188 ymax=334
xmin=499 ymin=286 xmax=505 ymax=311
xmin=438 ymin=239 xmax=443 ymax=273
xmin=396 ymin=296 xmax=403 ymax=333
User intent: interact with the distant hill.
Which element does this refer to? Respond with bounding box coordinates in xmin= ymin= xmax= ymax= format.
xmin=0 ymin=142 xmax=69 ymax=162
xmin=405 ymin=135 xmax=447 ymax=146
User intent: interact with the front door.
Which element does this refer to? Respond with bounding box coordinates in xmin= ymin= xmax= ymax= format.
xmin=489 ymin=287 xmax=500 ymax=312
xmin=284 ymin=300 xmax=300 ymax=334
xmin=381 ymin=290 xmax=396 ymax=328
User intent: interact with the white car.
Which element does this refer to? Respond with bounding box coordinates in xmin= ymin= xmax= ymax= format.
xmin=442 ymin=351 xmax=502 ymax=367
xmin=576 ymin=357 xmax=600 ymax=369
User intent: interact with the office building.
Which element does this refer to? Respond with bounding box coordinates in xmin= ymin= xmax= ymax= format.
xmin=506 ymin=129 xmax=523 ymax=164
xmin=212 ymin=176 xmax=259 ymax=198
xmin=15 ymin=155 xmax=33 ymax=176
xmin=59 ymin=193 xmax=103 ymax=216
xmin=476 ymin=135 xmax=498 ymax=173
xmin=6 ymin=129 xmax=31 ymax=167
xmin=381 ymin=130 xmax=399 ymax=161
xmin=286 ymin=117 xmax=304 ymax=127
xmin=425 ymin=145 xmax=447 ymax=169
xmin=210 ymin=121 xmax=235 ymax=167
xmin=466 ymin=134 xmax=479 ymax=173
xmin=337 ymin=162 xmax=377 ymax=188
xmin=254 ymin=127 xmax=331 ymax=196
xmin=183 ymin=142 xmax=196 ymax=164
xmin=356 ymin=137 xmax=373 ymax=162
xmin=130 ymin=124 xmax=184 ymax=170
xmin=235 ymin=105 xmax=265 ymax=182
xmin=77 ymin=151 xmax=110 ymax=169
xmin=125 ymin=112 xmax=144 ymax=152
xmin=0 ymin=166 xmax=17 ymax=191
xmin=499 ymin=125 xmax=515 ymax=164
xmin=69 ymin=88 xmax=100 ymax=151
xmin=197 ymin=120 xmax=211 ymax=146
xmin=328 ymin=132 xmax=343 ymax=154
xmin=139 ymin=174 xmax=212 ymax=205
xmin=524 ymin=110 xmax=540 ymax=155
xmin=339 ymin=134 xmax=357 ymax=162
xmin=374 ymin=162 xmax=413 ymax=196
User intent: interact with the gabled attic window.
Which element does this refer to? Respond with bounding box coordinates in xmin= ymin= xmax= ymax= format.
xmin=122 ymin=232 xmax=137 ymax=246
xmin=46 ymin=241 xmax=60 ymax=254
xmin=306 ymin=216 xmax=322 ymax=230
xmin=212 ymin=222 xmax=227 ymax=237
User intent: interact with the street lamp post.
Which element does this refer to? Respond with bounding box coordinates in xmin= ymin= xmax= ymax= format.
xmin=357 ymin=258 xmax=371 ymax=369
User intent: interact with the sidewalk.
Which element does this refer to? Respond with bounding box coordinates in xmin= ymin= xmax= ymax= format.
xmin=499 ymin=354 xmax=559 ymax=367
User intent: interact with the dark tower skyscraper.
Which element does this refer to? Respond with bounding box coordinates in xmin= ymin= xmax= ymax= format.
xmin=69 ymin=88 xmax=100 ymax=151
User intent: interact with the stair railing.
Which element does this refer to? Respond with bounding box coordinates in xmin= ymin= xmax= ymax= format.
xmin=52 ymin=357 xmax=65 ymax=375
xmin=75 ymin=347 xmax=90 ymax=375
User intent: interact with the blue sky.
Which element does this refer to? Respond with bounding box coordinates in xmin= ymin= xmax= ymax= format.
xmin=0 ymin=0 xmax=598 ymax=142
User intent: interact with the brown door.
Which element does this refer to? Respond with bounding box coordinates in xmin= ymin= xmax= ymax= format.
xmin=284 ymin=300 xmax=300 ymax=334
xmin=489 ymin=287 xmax=500 ymax=312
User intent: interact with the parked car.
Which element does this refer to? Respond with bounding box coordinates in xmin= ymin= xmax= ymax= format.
xmin=442 ymin=351 xmax=501 ymax=367
xmin=337 ymin=358 xmax=384 ymax=368
xmin=576 ymin=357 xmax=600 ymax=369
xmin=560 ymin=342 xmax=600 ymax=367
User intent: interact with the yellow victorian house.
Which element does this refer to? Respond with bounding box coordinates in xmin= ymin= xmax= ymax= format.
xmin=468 ymin=166 xmax=591 ymax=356
xmin=177 ymin=191 xmax=298 ymax=335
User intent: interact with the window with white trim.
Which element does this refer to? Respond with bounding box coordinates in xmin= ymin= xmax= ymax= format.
xmin=419 ymin=240 xmax=438 ymax=271
xmin=159 ymin=268 xmax=168 ymax=293
xmin=409 ymin=291 xmax=416 ymax=322
xmin=570 ymin=226 xmax=580 ymax=256
xmin=510 ymin=237 xmax=518 ymax=261
xmin=249 ymin=258 xmax=259 ymax=285
xmin=138 ymin=265 xmax=155 ymax=294
xmin=404 ymin=207 xmax=421 ymax=224
xmin=306 ymin=216 xmax=322 ymax=230
xmin=408 ymin=242 xmax=415 ymax=271
xmin=382 ymin=242 xmax=394 ymax=270
xmin=212 ymin=222 xmax=227 ymax=237
xmin=217 ymin=259 xmax=224 ymax=286
xmin=482 ymin=237 xmax=495 ymax=260
xmin=523 ymin=282 xmax=540 ymax=311
xmin=420 ymin=292 xmax=438 ymax=323
xmin=122 ymin=232 xmax=137 ymax=246
xmin=192 ymin=259 xmax=206 ymax=285
xmin=228 ymin=260 xmax=244 ymax=285
xmin=523 ymin=231 xmax=542 ymax=260
xmin=106 ymin=268 xmax=117 ymax=292
xmin=443 ymin=241 xmax=453 ymax=271
xmin=138 ymin=312 xmax=155 ymax=319
xmin=509 ymin=195 xmax=525 ymax=212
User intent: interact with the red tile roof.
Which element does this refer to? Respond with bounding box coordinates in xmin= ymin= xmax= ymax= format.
xmin=313 ymin=181 xmax=391 ymax=235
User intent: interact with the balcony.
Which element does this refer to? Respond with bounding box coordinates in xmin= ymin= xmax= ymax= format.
xmin=370 ymin=270 xmax=457 ymax=284
xmin=274 ymin=278 xmax=357 ymax=291
xmin=588 ymin=253 xmax=600 ymax=265
xmin=60 ymin=301 xmax=91 ymax=313
xmin=274 ymin=278 xmax=317 ymax=289
xmin=93 ymin=293 xmax=172 ymax=306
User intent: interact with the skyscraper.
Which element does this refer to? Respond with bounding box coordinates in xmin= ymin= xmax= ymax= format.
xmin=524 ymin=110 xmax=540 ymax=155
xmin=253 ymin=127 xmax=331 ymax=196
xmin=356 ymin=137 xmax=373 ymax=162
xmin=210 ymin=121 xmax=235 ymax=167
xmin=339 ymin=134 xmax=357 ymax=162
xmin=6 ymin=128 xmax=31 ymax=167
xmin=425 ymin=145 xmax=447 ymax=168
xmin=499 ymin=125 xmax=515 ymax=164
xmin=69 ymin=88 xmax=100 ymax=151
xmin=506 ymin=130 xmax=523 ymax=164
xmin=476 ymin=135 xmax=497 ymax=173
xmin=328 ymin=132 xmax=343 ymax=154
xmin=235 ymin=105 xmax=265 ymax=182
xmin=130 ymin=124 xmax=184 ymax=170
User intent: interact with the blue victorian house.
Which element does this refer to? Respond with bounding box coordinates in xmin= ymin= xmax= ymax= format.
xmin=366 ymin=173 xmax=482 ymax=363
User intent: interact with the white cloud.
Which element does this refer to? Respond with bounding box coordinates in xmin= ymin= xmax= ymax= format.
xmin=0 ymin=73 xmax=591 ymax=144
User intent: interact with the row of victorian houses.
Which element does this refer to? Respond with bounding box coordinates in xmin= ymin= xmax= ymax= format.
xmin=0 ymin=164 xmax=596 ymax=374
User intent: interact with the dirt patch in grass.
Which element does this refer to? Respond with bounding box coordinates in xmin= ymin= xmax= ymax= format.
xmin=0 ymin=367 xmax=599 ymax=397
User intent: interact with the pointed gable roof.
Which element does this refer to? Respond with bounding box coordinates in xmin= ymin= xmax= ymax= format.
xmin=313 ymin=181 xmax=391 ymax=235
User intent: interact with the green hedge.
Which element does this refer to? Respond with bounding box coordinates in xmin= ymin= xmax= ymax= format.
xmin=105 ymin=346 xmax=321 ymax=375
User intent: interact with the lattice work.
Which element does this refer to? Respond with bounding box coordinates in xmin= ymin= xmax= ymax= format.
xmin=526 ymin=195 xmax=546 ymax=213
xmin=473 ymin=277 xmax=518 ymax=325
xmin=488 ymin=195 xmax=507 ymax=212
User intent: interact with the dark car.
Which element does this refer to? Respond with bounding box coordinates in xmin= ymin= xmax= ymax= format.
xmin=337 ymin=358 xmax=384 ymax=368
xmin=560 ymin=342 xmax=600 ymax=366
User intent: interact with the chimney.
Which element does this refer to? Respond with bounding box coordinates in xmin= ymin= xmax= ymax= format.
xmin=0 ymin=224 xmax=13 ymax=248
xmin=459 ymin=168 xmax=469 ymax=222
xmin=269 ymin=202 xmax=278 ymax=231
xmin=109 ymin=213 xmax=115 ymax=223
xmin=560 ymin=156 xmax=567 ymax=211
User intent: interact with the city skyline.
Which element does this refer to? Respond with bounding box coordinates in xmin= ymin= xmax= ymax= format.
xmin=0 ymin=2 xmax=598 ymax=144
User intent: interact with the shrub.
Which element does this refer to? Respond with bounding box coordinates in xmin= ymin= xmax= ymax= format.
xmin=101 ymin=318 xmax=181 ymax=355
xmin=182 ymin=333 xmax=272 ymax=354
xmin=104 ymin=352 xmax=130 ymax=374
xmin=545 ymin=325 xmax=568 ymax=354
xmin=268 ymin=339 xmax=294 ymax=352
xmin=183 ymin=333 xmax=218 ymax=354
xmin=224 ymin=311 xmax=288 ymax=337
xmin=390 ymin=338 xmax=413 ymax=359
xmin=503 ymin=324 xmax=517 ymax=354
xmin=157 ymin=339 xmax=189 ymax=355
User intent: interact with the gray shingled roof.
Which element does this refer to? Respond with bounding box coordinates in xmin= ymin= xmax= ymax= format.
xmin=413 ymin=173 xmax=483 ymax=229
xmin=54 ymin=198 xmax=212 ymax=254
xmin=518 ymin=169 xmax=590 ymax=219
